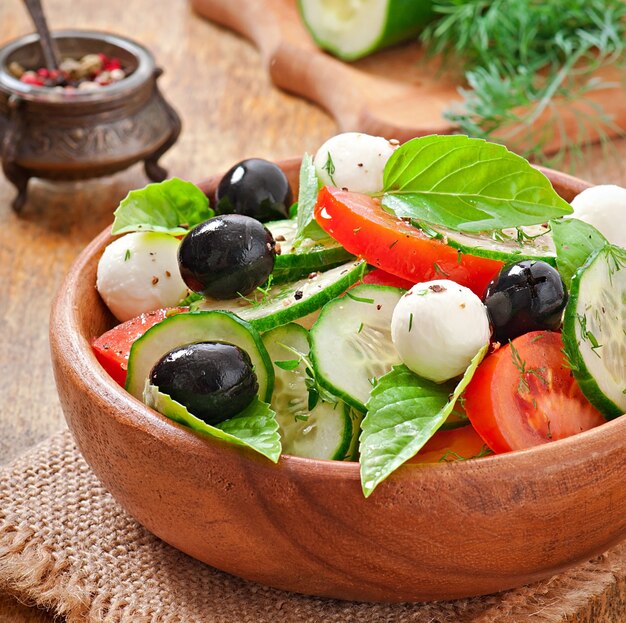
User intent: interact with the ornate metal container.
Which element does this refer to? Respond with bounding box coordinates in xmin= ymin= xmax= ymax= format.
xmin=0 ymin=30 xmax=181 ymax=212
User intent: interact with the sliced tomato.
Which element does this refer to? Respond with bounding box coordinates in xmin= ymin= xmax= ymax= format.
xmin=314 ymin=186 xmax=503 ymax=296
xmin=409 ymin=425 xmax=490 ymax=464
xmin=361 ymin=268 xmax=415 ymax=290
xmin=464 ymin=331 xmax=606 ymax=453
xmin=92 ymin=308 xmax=186 ymax=386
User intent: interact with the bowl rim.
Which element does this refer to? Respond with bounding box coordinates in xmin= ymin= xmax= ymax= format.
xmin=0 ymin=29 xmax=155 ymax=104
xmin=51 ymin=161 xmax=626 ymax=487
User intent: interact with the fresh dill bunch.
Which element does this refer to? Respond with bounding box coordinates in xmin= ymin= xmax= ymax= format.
xmin=421 ymin=0 xmax=626 ymax=167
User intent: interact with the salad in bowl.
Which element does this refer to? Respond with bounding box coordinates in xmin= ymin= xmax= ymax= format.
xmin=51 ymin=133 xmax=626 ymax=602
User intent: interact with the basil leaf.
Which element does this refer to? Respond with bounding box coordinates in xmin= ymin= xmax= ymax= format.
xmin=551 ymin=218 xmax=608 ymax=287
xmin=382 ymin=135 xmax=572 ymax=233
xmin=360 ymin=345 xmax=488 ymax=497
xmin=295 ymin=153 xmax=326 ymax=241
xmin=217 ymin=399 xmax=281 ymax=462
xmin=144 ymin=384 xmax=281 ymax=462
xmin=112 ymin=178 xmax=213 ymax=236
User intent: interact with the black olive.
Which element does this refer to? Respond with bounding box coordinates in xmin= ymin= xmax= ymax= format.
xmin=178 ymin=214 xmax=276 ymax=299
xmin=484 ymin=260 xmax=568 ymax=342
xmin=149 ymin=341 xmax=258 ymax=425
xmin=215 ymin=158 xmax=293 ymax=222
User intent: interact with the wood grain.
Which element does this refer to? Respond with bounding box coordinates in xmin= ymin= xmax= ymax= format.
xmin=0 ymin=0 xmax=624 ymax=619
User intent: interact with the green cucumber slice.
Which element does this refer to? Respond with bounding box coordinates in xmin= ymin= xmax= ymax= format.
xmin=298 ymin=0 xmax=435 ymax=61
xmin=563 ymin=245 xmax=626 ymax=419
xmin=267 ymin=219 xmax=354 ymax=277
xmin=282 ymin=401 xmax=360 ymax=461
xmin=191 ymin=259 xmax=367 ymax=332
xmin=422 ymin=222 xmax=556 ymax=265
xmin=126 ymin=310 xmax=274 ymax=403
xmin=310 ymin=284 xmax=404 ymax=411
xmin=262 ymin=323 xmax=360 ymax=460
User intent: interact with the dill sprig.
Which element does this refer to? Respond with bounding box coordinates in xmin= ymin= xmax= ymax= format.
xmin=420 ymin=0 xmax=626 ymax=167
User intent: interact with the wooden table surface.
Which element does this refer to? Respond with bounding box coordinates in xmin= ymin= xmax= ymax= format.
xmin=0 ymin=0 xmax=624 ymax=620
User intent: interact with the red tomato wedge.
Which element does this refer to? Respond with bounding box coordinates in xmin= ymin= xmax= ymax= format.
xmin=464 ymin=331 xmax=605 ymax=453
xmin=409 ymin=425 xmax=490 ymax=464
xmin=92 ymin=308 xmax=186 ymax=386
xmin=314 ymin=186 xmax=503 ymax=296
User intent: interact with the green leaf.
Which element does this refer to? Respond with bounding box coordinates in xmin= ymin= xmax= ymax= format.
xmin=274 ymin=359 xmax=300 ymax=371
xmin=178 ymin=291 xmax=203 ymax=307
xmin=382 ymin=135 xmax=572 ymax=233
xmin=112 ymin=178 xmax=213 ymax=236
xmin=359 ymin=344 xmax=488 ymax=497
xmin=551 ymin=218 xmax=608 ymax=288
xmin=295 ymin=154 xmax=326 ymax=241
xmin=144 ymin=384 xmax=281 ymax=462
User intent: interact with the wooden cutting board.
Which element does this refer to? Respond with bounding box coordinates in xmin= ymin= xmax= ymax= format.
xmin=191 ymin=0 xmax=626 ymax=154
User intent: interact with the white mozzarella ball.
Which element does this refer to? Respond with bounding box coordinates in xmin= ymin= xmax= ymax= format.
xmin=570 ymin=185 xmax=626 ymax=248
xmin=391 ymin=280 xmax=491 ymax=383
xmin=313 ymin=132 xmax=398 ymax=194
xmin=96 ymin=232 xmax=188 ymax=322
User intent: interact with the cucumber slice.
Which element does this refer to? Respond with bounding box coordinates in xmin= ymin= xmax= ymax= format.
xmin=191 ymin=259 xmax=367 ymax=332
xmin=422 ymin=222 xmax=556 ymax=265
xmin=267 ymin=219 xmax=354 ymax=278
xmin=262 ymin=323 xmax=360 ymax=460
xmin=282 ymin=401 xmax=360 ymax=461
xmin=126 ymin=310 xmax=274 ymax=403
xmin=310 ymin=284 xmax=404 ymax=411
xmin=298 ymin=0 xmax=435 ymax=61
xmin=563 ymin=245 xmax=626 ymax=419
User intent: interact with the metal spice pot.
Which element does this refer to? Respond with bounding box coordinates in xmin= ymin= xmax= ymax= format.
xmin=0 ymin=30 xmax=181 ymax=213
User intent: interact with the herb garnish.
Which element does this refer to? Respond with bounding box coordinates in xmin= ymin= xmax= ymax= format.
xmin=144 ymin=385 xmax=281 ymax=462
xmin=438 ymin=444 xmax=493 ymax=463
xmin=433 ymin=262 xmax=449 ymax=277
xmin=345 ymin=291 xmax=375 ymax=304
xmin=294 ymin=153 xmax=327 ymax=242
xmin=237 ymin=275 xmax=276 ymax=307
xmin=576 ymin=313 xmax=603 ymax=356
xmin=112 ymin=178 xmax=213 ymax=236
xmin=276 ymin=342 xmax=337 ymax=412
xmin=510 ymin=341 xmax=548 ymax=394
xmin=323 ymin=152 xmax=337 ymax=186
xmin=360 ymin=345 xmax=488 ymax=496
xmin=382 ymin=136 xmax=572 ymax=233
xmin=421 ymin=0 xmax=626 ymax=167
xmin=274 ymin=359 xmax=300 ymax=371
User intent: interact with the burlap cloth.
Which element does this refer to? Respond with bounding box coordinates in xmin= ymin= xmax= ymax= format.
xmin=1 ymin=430 xmax=624 ymax=623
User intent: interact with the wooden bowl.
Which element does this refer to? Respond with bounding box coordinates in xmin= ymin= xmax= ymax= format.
xmin=50 ymin=159 xmax=626 ymax=603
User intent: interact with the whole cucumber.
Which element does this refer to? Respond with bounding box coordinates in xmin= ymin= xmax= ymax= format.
xmin=298 ymin=0 xmax=435 ymax=61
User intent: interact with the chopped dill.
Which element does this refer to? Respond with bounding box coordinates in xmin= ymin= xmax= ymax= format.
xmin=438 ymin=444 xmax=494 ymax=463
xmin=421 ymin=0 xmax=626 ymax=168
xmin=323 ymin=152 xmax=337 ymax=186
xmin=345 ymin=291 xmax=375 ymax=304
xmin=509 ymin=340 xmax=548 ymax=393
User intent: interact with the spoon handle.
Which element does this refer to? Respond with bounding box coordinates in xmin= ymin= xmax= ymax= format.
xmin=22 ymin=0 xmax=61 ymax=71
